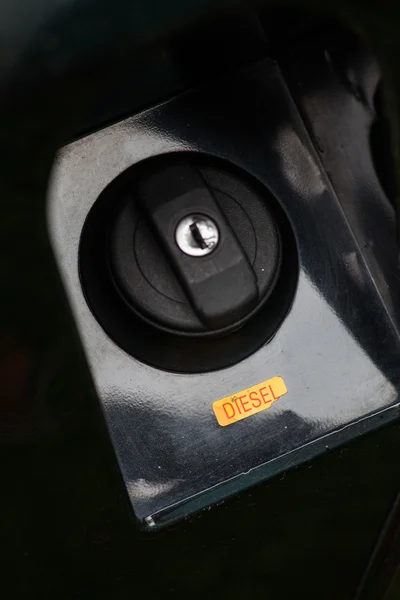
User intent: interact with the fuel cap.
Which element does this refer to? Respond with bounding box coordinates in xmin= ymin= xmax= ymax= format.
xmin=79 ymin=153 xmax=298 ymax=372
xmin=109 ymin=160 xmax=282 ymax=336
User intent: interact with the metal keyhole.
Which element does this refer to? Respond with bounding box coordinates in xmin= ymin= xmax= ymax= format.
xmin=175 ymin=214 xmax=219 ymax=257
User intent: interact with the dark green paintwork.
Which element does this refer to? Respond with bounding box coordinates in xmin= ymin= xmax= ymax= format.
xmin=0 ymin=2 xmax=400 ymax=598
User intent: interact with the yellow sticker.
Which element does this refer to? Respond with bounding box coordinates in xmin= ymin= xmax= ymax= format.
xmin=212 ymin=376 xmax=288 ymax=427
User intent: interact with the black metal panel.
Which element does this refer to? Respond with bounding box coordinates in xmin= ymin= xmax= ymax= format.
xmin=279 ymin=32 xmax=400 ymax=333
xmin=49 ymin=58 xmax=400 ymax=528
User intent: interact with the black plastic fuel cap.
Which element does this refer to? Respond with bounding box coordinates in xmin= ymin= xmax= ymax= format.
xmin=109 ymin=159 xmax=282 ymax=336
